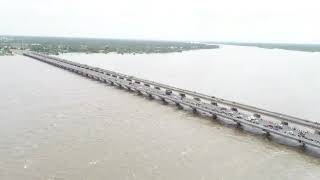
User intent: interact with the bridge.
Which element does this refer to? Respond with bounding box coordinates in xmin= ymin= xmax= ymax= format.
xmin=23 ymin=52 xmax=320 ymax=153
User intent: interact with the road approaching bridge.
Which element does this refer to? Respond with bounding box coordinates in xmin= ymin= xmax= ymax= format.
xmin=23 ymin=52 xmax=320 ymax=154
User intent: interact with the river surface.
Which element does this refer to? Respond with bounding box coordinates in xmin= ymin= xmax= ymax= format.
xmin=1 ymin=45 xmax=320 ymax=179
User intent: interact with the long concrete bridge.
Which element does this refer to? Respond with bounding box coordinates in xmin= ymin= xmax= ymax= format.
xmin=23 ymin=52 xmax=320 ymax=153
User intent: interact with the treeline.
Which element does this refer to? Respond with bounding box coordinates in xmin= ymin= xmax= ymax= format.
xmin=0 ymin=36 xmax=219 ymax=55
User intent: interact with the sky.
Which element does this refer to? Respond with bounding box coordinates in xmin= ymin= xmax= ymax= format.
xmin=1 ymin=0 xmax=320 ymax=43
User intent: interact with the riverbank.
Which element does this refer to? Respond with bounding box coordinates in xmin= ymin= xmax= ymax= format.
xmin=212 ymin=42 xmax=320 ymax=52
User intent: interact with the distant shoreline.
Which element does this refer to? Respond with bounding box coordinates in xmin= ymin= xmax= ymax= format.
xmin=3 ymin=35 xmax=320 ymax=56
xmin=211 ymin=42 xmax=320 ymax=52
xmin=0 ymin=36 xmax=219 ymax=56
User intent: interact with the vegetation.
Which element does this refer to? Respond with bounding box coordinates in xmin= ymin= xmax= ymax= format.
xmin=0 ymin=37 xmax=14 ymax=55
xmin=0 ymin=36 xmax=219 ymax=56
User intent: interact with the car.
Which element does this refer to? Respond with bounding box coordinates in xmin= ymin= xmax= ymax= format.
xmin=252 ymin=119 xmax=260 ymax=124
xmin=236 ymin=114 xmax=243 ymax=119
xmin=253 ymin=114 xmax=261 ymax=118
xmin=264 ymin=124 xmax=273 ymax=128
xmin=285 ymin=131 xmax=295 ymax=136
xmin=298 ymin=132 xmax=306 ymax=138
xmin=194 ymin=97 xmax=201 ymax=101
xmin=221 ymin=107 xmax=227 ymax=111
xmin=165 ymin=90 xmax=172 ymax=95
xmin=274 ymin=124 xmax=283 ymax=130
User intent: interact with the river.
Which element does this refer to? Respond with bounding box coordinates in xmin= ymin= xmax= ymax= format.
xmin=0 ymin=45 xmax=320 ymax=179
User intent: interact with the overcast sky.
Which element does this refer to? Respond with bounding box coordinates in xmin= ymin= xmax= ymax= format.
xmin=1 ymin=0 xmax=319 ymax=43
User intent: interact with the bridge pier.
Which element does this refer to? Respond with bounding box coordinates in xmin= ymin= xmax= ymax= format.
xmin=148 ymin=93 xmax=153 ymax=99
xmin=118 ymin=85 xmax=124 ymax=89
xmin=212 ymin=113 xmax=217 ymax=120
xmin=160 ymin=97 xmax=168 ymax=104
xmin=235 ymin=121 xmax=242 ymax=128
xmin=298 ymin=140 xmax=306 ymax=149
xmin=192 ymin=108 xmax=197 ymax=114
xmin=263 ymin=130 xmax=271 ymax=138
xmin=115 ymin=83 xmax=121 ymax=88
xmin=175 ymin=102 xmax=183 ymax=109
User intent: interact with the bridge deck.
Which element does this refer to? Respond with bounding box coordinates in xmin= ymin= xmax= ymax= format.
xmin=39 ymin=54 xmax=320 ymax=131
xmin=23 ymin=52 xmax=320 ymax=151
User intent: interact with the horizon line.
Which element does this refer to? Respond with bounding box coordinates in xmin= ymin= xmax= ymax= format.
xmin=1 ymin=34 xmax=320 ymax=45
